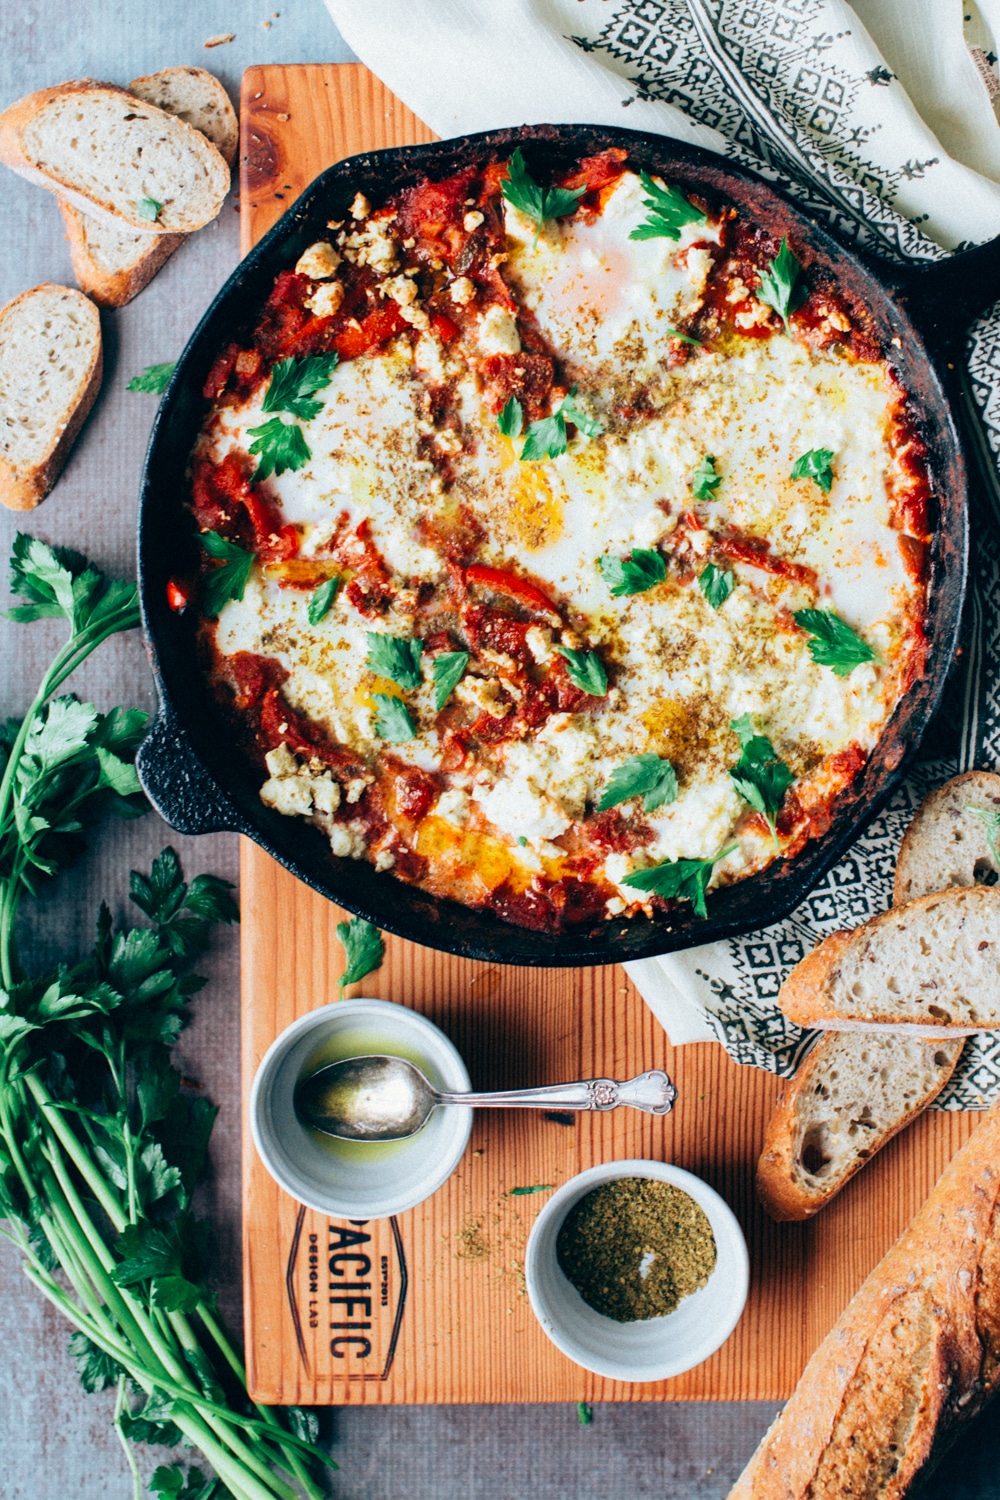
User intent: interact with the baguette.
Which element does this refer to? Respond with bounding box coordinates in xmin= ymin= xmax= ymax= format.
xmin=58 ymin=202 xmax=183 ymax=308
xmin=755 ymin=1032 xmax=962 ymax=1221
xmin=778 ymin=885 xmax=1000 ymax=1035
xmin=894 ymin=770 xmax=1000 ymax=903
xmin=128 ymin=67 xmax=237 ymax=167
xmin=56 ymin=65 xmax=235 ymax=307
xmin=0 ymin=80 xmax=229 ymax=233
xmin=0 ymin=283 xmax=102 ymax=510
xmin=729 ymin=1101 xmax=1000 ymax=1499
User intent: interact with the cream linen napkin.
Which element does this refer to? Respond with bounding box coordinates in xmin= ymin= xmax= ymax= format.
xmin=324 ymin=0 xmax=1000 ymax=1105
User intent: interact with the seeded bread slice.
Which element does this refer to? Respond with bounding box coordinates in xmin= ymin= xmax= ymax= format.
xmin=128 ymin=67 xmax=237 ymax=167
xmin=0 ymin=284 xmax=102 ymax=511
xmin=756 ymin=1032 xmax=962 ymax=1221
xmin=779 ymin=885 xmax=1000 ymax=1035
xmin=894 ymin=770 xmax=1000 ymax=903
xmin=0 ymin=80 xmax=229 ymax=233
xmin=58 ymin=201 xmax=183 ymax=308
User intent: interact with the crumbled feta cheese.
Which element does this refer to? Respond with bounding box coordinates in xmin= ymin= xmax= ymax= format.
xmin=264 ymin=743 xmax=298 ymax=778
xmin=735 ymin=299 xmax=772 ymax=330
xmin=342 ymin=219 xmax=399 ymax=274
xmin=455 ymin=675 xmax=510 ymax=718
xmin=328 ymin=821 xmax=368 ymax=859
xmin=383 ymin=274 xmax=418 ymax=308
xmin=260 ymin=774 xmax=314 ymax=817
xmin=477 ymin=304 xmax=520 ymax=355
xmin=685 ymin=245 xmax=712 ymax=291
xmin=305 ymin=281 xmax=344 ymax=318
xmin=295 ymin=241 xmax=342 ymax=280
xmin=374 ymin=847 xmax=396 ymax=872
xmin=525 ymin=625 xmax=552 ymax=663
xmin=463 ymin=210 xmax=485 ymax=232
xmin=350 ymin=193 xmax=370 ymax=220
xmin=450 ymin=276 xmax=476 ymax=306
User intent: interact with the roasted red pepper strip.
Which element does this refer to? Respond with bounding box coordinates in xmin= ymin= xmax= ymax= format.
xmin=166 ymin=577 xmax=192 ymax=612
xmin=464 ymin=563 xmax=560 ymax=620
xmin=430 ymin=311 xmax=460 ymax=343
xmin=334 ymin=302 xmax=407 ymax=361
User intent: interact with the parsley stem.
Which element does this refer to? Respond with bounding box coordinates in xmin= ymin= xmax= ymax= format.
xmin=113 ymin=1376 xmax=143 ymax=1500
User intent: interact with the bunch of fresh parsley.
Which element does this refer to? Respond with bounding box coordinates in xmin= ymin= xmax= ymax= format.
xmin=0 ymin=536 xmax=333 ymax=1500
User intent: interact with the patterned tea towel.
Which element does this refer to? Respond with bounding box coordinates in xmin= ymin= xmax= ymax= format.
xmin=326 ymin=0 xmax=1000 ymax=1107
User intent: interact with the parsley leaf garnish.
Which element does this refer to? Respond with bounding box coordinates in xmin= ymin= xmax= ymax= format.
xmin=560 ymin=387 xmax=603 ymax=440
xmin=728 ymin=716 xmax=794 ymax=840
xmin=621 ymin=846 xmax=736 ymax=919
xmin=246 ymin=415 xmax=311 ymax=481
xmin=692 ymin=454 xmax=720 ymax=500
xmin=793 ymin=609 xmax=879 ymax=676
xmin=307 ymin=576 xmax=339 ymax=624
xmin=366 ymin=632 xmax=423 ymax=690
xmin=199 ymin=532 xmax=254 ymax=616
xmin=577 ymin=1402 xmax=593 ymax=1427
xmin=598 ymin=753 xmax=678 ymax=813
xmin=628 ymin=171 xmax=706 ymax=242
xmin=501 ymin=148 xmax=586 ymax=244
xmin=372 ymin=694 xmax=416 ymax=741
xmin=519 ymin=385 xmax=603 ymax=462
xmin=699 ymin=563 xmax=734 ymax=610
xmin=664 ymin=328 xmax=703 ymax=346
xmin=336 ymin=915 xmax=385 ymax=996
xmin=791 ymin=448 xmax=835 ymax=492
xmin=756 ymin=238 xmax=807 ymax=333
xmin=555 ymin=646 xmax=607 ymax=696
xmin=967 ymin=806 xmax=1000 ymax=868
xmin=497 ymin=396 xmax=523 ymax=439
xmin=598 ymin=549 xmax=666 ymax=597
xmin=432 ymin=651 xmax=469 ymax=712
xmin=137 ymin=195 xmax=162 ymax=222
xmin=127 ymin=361 xmax=176 ymax=394
xmin=262 ymin=353 xmax=340 ymax=421
xmin=508 ymin=1184 xmax=554 ymax=1195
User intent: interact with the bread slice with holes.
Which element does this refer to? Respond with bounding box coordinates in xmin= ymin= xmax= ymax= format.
xmin=0 ymin=283 xmax=102 ymax=510
xmin=0 ymin=80 xmax=229 ymax=233
xmin=128 ymin=67 xmax=237 ymax=167
xmin=895 ymin=770 xmax=1000 ymax=903
xmin=58 ymin=202 xmax=183 ymax=308
xmin=56 ymin=67 xmax=235 ymax=307
xmin=756 ymin=1032 xmax=962 ymax=1221
xmin=778 ymin=885 xmax=1000 ymax=1035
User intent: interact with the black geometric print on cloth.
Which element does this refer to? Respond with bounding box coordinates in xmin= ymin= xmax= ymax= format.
xmin=567 ymin=0 xmax=1000 ymax=1107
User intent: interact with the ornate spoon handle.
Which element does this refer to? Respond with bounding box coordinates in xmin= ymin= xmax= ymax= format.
xmin=434 ymin=1069 xmax=677 ymax=1115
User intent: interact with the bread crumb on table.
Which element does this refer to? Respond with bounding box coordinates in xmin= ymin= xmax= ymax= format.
xmin=204 ymin=32 xmax=235 ymax=47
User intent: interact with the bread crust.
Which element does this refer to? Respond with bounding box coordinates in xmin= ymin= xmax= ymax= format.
xmin=778 ymin=885 xmax=1000 ymax=1031
xmin=0 ymin=283 xmax=102 ymax=510
xmin=57 ymin=199 xmax=183 ymax=307
xmin=756 ymin=1033 xmax=961 ymax=1221
xmin=0 ymin=79 xmax=229 ymax=234
xmin=730 ymin=1102 xmax=1000 ymax=1498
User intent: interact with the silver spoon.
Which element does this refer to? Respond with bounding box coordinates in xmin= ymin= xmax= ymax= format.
xmin=294 ymin=1054 xmax=678 ymax=1142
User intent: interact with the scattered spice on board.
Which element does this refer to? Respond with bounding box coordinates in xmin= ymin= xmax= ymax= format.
xmin=556 ymin=1177 xmax=717 ymax=1321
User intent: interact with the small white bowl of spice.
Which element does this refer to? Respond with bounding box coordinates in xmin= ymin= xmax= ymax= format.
xmin=524 ymin=1159 xmax=749 ymax=1382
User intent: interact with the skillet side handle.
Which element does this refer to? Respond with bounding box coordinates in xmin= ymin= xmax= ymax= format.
xmin=897 ymin=234 xmax=1000 ymax=351
xmin=136 ymin=706 xmax=253 ymax=837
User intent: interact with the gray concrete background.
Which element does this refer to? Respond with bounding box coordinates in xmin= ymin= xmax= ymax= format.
xmin=0 ymin=3 xmax=998 ymax=1496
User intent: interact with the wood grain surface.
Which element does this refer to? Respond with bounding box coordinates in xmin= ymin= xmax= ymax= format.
xmin=239 ymin=62 xmax=979 ymax=1407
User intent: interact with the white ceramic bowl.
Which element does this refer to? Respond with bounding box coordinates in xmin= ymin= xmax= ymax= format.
xmin=525 ymin=1159 xmax=749 ymax=1382
xmin=250 ymin=997 xmax=472 ymax=1219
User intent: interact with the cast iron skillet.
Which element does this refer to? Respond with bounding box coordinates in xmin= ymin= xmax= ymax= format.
xmin=135 ymin=122 xmax=1000 ymax=967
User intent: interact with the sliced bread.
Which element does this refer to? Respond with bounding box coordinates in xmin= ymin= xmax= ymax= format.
xmin=756 ymin=1032 xmax=962 ymax=1220
xmin=778 ymin=884 xmax=1000 ymax=1035
xmin=58 ymin=201 xmax=183 ymax=307
xmin=128 ymin=67 xmax=237 ymax=167
xmin=0 ymin=284 xmax=102 ymax=510
xmin=894 ymin=769 xmax=1000 ymax=902
xmin=0 ymin=80 xmax=229 ymax=233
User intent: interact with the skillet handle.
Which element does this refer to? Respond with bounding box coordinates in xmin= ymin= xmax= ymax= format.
xmin=893 ymin=234 xmax=1000 ymax=350
xmin=136 ymin=703 xmax=254 ymax=837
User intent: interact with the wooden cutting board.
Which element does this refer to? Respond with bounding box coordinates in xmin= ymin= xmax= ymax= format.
xmin=238 ymin=62 xmax=978 ymax=1406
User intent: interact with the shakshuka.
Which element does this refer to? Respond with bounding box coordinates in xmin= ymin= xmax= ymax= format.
xmin=182 ymin=148 xmax=930 ymax=933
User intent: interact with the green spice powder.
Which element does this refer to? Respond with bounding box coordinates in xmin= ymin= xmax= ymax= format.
xmin=555 ymin=1177 xmax=717 ymax=1322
